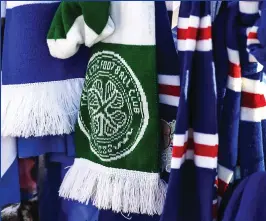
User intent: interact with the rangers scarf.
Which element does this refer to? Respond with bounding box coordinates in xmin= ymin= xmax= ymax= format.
xmin=217 ymin=1 xmax=266 ymax=203
xmin=161 ymin=2 xmax=218 ymax=221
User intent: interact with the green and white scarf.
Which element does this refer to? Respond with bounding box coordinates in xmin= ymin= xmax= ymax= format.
xmin=47 ymin=1 xmax=166 ymax=215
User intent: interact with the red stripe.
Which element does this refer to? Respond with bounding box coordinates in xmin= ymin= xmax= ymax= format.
xmin=194 ymin=143 xmax=218 ymax=158
xmin=198 ymin=26 xmax=211 ymax=40
xmin=177 ymin=27 xmax=211 ymax=40
xmin=228 ymin=62 xmax=241 ymax=78
xmin=218 ymin=178 xmax=229 ymax=197
xmin=212 ymin=202 xmax=218 ymax=219
xmin=172 ymin=142 xmax=187 ymax=158
xmin=215 ymin=178 xmax=219 ymax=187
xmin=242 ymin=91 xmax=266 ymax=108
xmin=187 ymin=138 xmax=194 ymax=150
xmin=178 ymin=27 xmax=197 ymax=40
xmin=159 ymin=84 xmax=180 ymax=97
xmin=248 ymin=32 xmax=258 ymax=39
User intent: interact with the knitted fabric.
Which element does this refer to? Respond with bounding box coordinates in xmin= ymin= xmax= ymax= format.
xmin=223 ymin=172 xmax=266 ymax=221
xmin=1 ymin=2 xmax=21 ymax=208
xmin=247 ymin=1 xmax=266 ymax=71
xmin=47 ymin=2 xmax=166 ymax=215
xmin=217 ymin=1 xmax=266 ymax=201
xmin=0 ymin=137 xmax=20 ymax=207
xmin=1 ymin=1 xmax=89 ymax=138
xmin=39 ymin=157 xmax=99 ymax=221
xmin=161 ymin=2 xmax=218 ymax=221
xmin=156 ymin=1 xmax=180 ymax=179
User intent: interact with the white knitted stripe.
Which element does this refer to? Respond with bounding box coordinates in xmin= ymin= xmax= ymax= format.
xmin=1 ymin=78 xmax=84 ymax=137
xmin=59 ymin=158 xmax=167 ymax=215
xmin=218 ymin=164 xmax=234 ymax=184
xmin=171 ymin=1 xmax=180 ymax=29
xmin=1 ymin=1 xmax=6 ymax=18
xmin=47 ymin=15 xmax=115 ymax=59
xmin=227 ymin=48 xmax=240 ymax=65
xmin=6 ymin=1 xmax=59 ymax=9
xmin=102 ymin=2 xmax=155 ymax=46
xmin=241 ymin=106 xmax=266 ymax=122
xmin=1 ymin=136 xmax=16 ymax=177
xmin=227 ymin=76 xmax=242 ymax=92
xmin=239 ymin=1 xmax=259 ymax=14
xmin=159 ymin=95 xmax=180 ymax=107
xmin=165 ymin=1 xmax=173 ymax=11
xmin=194 ymin=156 xmax=217 ymax=169
xmin=158 ymin=75 xmax=180 ymax=86
xmin=242 ymin=77 xmax=264 ymax=94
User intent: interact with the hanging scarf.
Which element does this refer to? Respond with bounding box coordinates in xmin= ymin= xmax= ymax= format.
xmin=161 ymin=2 xmax=218 ymax=221
xmin=47 ymin=2 xmax=166 ymax=215
xmin=1 ymin=1 xmax=89 ymax=138
xmin=1 ymin=2 xmax=21 ymax=208
xmin=246 ymin=1 xmax=266 ymax=71
xmin=156 ymin=1 xmax=180 ymax=179
xmin=217 ymin=1 xmax=266 ymax=202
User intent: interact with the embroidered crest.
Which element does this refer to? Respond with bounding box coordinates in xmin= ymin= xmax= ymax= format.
xmin=79 ymin=51 xmax=149 ymax=161
xmin=161 ymin=119 xmax=176 ymax=173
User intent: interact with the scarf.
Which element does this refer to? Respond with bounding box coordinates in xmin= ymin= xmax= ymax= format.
xmin=47 ymin=2 xmax=166 ymax=215
xmin=97 ymin=2 xmax=180 ymax=220
xmin=223 ymin=172 xmax=266 ymax=221
xmin=1 ymin=1 xmax=89 ymax=138
xmin=161 ymin=2 xmax=218 ymax=221
xmin=156 ymin=1 xmax=180 ymax=179
xmin=246 ymin=1 xmax=266 ymax=71
xmin=217 ymin=1 xmax=266 ymax=201
xmin=1 ymin=2 xmax=20 ymax=208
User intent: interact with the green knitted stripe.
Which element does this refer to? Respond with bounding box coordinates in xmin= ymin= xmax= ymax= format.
xmin=47 ymin=2 xmax=81 ymax=39
xmin=47 ymin=2 xmax=110 ymax=39
xmin=76 ymin=42 xmax=159 ymax=173
xmin=80 ymin=2 xmax=110 ymax=35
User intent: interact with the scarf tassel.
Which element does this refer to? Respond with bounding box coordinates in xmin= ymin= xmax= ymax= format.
xmin=1 ymin=78 xmax=84 ymax=138
xmin=59 ymin=158 xmax=167 ymax=215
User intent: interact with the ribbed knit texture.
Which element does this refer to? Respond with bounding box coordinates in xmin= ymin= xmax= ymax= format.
xmin=217 ymin=1 xmax=266 ymax=203
xmin=161 ymin=2 xmax=218 ymax=221
xmin=1 ymin=1 xmax=89 ymax=138
xmin=156 ymin=1 xmax=180 ymax=180
xmin=47 ymin=2 xmax=166 ymax=215
xmin=1 ymin=0 xmax=89 ymax=209
xmin=223 ymin=172 xmax=266 ymax=221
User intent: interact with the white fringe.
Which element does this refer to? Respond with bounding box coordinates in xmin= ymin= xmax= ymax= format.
xmin=59 ymin=158 xmax=167 ymax=215
xmin=1 ymin=78 xmax=84 ymax=137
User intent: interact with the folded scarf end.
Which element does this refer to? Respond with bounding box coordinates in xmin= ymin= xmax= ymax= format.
xmin=59 ymin=158 xmax=167 ymax=215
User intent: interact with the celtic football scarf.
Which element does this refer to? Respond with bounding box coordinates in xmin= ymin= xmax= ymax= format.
xmin=47 ymin=2 xmax=166 ymax=215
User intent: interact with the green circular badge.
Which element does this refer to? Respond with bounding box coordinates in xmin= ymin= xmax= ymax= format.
xmin=79 ymin=51 xmax=149 ymax=161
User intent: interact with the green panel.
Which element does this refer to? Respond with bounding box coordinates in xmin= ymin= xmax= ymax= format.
xmin=79 ymin=2 xmax=110 ymax=35
xmin=47 ymin=2 xmax=82 ymax=39
xmin=76 ymin=42 xmax=160 ymax=173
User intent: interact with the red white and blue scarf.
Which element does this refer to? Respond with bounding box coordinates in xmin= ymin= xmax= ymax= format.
xmin=218 ymin=1 xmax=266 ymax=202
xmin=161 ymin=2 xmax=218 ymax=221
